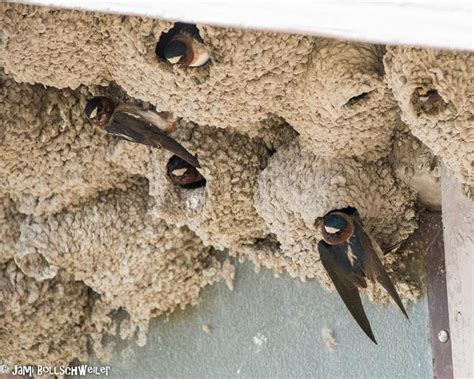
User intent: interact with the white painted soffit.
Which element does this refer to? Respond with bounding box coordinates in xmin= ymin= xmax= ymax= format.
xmin=10 ymin=0 xmax=474 ymax=51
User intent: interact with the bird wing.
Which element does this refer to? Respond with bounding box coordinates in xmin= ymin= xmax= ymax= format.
xmin=117 ymin=104 xmax=177 ymax=133
xmin=318 ymin=240 xmax=376 ymax=343
xmin=107 ymin=109 xmax=200 ymax=168
xmin=350 ymin=215 xmax=408 ymax=319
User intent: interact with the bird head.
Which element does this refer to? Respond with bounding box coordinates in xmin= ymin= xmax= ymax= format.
xmin=167 ymin=155 xmax=206 ymax=189
xmin=164 ymin=40 xmax=188 ymax=65
xmin=84 ymin=97 xmax=115 ymax=128
xmin=320 ymin=211 xmax=354 ymax=245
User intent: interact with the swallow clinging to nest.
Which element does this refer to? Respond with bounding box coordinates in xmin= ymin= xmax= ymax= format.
xmin=316 ymin=208 xmax=408 ymax=344
xmin=84 ymin=96 xmax=200 ymax=168
xmin=162 ymin=26 xmax=210 ymax=68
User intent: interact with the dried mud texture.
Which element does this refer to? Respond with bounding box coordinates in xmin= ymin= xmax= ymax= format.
xmin=0 ymin=4 xmax=405 ymax=161
xmin=107 ymin=122 xmax=270 ymax=250
xmin=384 ymin=47 xmax=474 ymax=194
xmin=253 ymin=139 xmax=417 ymax=285
xmin=2 ymin=1 xmax=470 ymax=367
xmin=16 ymin=184 xmax=233 ymax=346
xmin=0 ymin=196 xmax=23 ymax=264
xmin=391 ymin=123 xmax=441 ymax=209
xmin=281 ymin=40 xmax=400 ymax=161
xmin=0 ymin=260 xmax=91 ymax=366
xmin=0 ymin=3 xmax=314 ymax=135
xmin=0 ymin=74 xmax=136 ymax=217
xmin=322 ymin=327 xmax=337 ymax=352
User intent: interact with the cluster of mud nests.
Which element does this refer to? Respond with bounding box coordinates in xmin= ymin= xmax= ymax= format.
xmin=1 ymin=3 xmax=473 ymax=367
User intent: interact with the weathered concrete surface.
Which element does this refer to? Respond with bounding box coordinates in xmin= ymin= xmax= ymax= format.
xmin=80 ymin=260 xmax=433 ymax=378
xmin=442 ymin=166 xmax=474 ymax=379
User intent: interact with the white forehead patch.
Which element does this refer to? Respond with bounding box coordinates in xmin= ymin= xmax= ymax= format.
xmin=167 ymin=56 xmax=182 ymax=64
xmin=324 ymin=226 xmax=340 ymax=234
xmin=89 ymin=106 xmax=98 ymax=119
xmin=172 ymin=168 xmax=188 ymax=176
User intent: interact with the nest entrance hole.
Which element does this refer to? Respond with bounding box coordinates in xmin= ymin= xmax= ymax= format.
xmin=345 ymin=91 xmax=373 ymax=107
xmin=155 ymin=23 xmax=204 ymax=61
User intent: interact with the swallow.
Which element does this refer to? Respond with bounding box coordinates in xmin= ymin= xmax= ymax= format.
xmin=167 ymin=155 xmax=206 ymax=189
xmin=317 ymin=208 xmax=408 ymax=343
xmin=163 ymin=29 xmax=210 ymax=68
xmin=415 ymin=87 xmax=445 ymax=114
xmin=84 ymin=96 xmax=200 ymax=168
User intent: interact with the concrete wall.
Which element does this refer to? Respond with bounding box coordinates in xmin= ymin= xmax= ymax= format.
xmin=83 ymin=260 xmax=433 ymax=378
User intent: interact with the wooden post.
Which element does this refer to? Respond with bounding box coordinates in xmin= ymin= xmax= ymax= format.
xmin=401 ymin=209 xmax=453 ymax=378
xmin=420 ymin=211 xmax=453 ymax=379
xmin=441 ymin=166 xmax=474 ymax=379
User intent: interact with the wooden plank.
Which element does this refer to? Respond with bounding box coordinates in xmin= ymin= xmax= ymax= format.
xmin=424 ymin=212 xmax=453 ymax=379
xmin=441 ymin=166 xmax=474 ymax=379
xmin=400 ymin=210 xmax=453 ymax=378
xmin=11 ymin=0 xmax=474 ymax=51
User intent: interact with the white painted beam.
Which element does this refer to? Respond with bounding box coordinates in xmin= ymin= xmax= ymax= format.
xmin=441 ymin=166 xmax=474 ymax=379
xmin=11 ymin=0 xmax=474 ymax=51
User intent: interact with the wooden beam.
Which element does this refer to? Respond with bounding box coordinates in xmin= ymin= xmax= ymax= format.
xmin=423 ymin=212 xmax=453 ymax=379
xmin=400 ymin=210 xmax=453 ymax=378
xmin=441 ymin=166 xmax=474 ymax=379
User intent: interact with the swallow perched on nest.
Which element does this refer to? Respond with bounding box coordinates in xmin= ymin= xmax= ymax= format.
xmin=84 ymin=96 xmax=200 ymax=168
xmin=317 ymin=208 xmax=408 ymax=343
xmin=163 ymin=28 xmax=210 ymax=68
